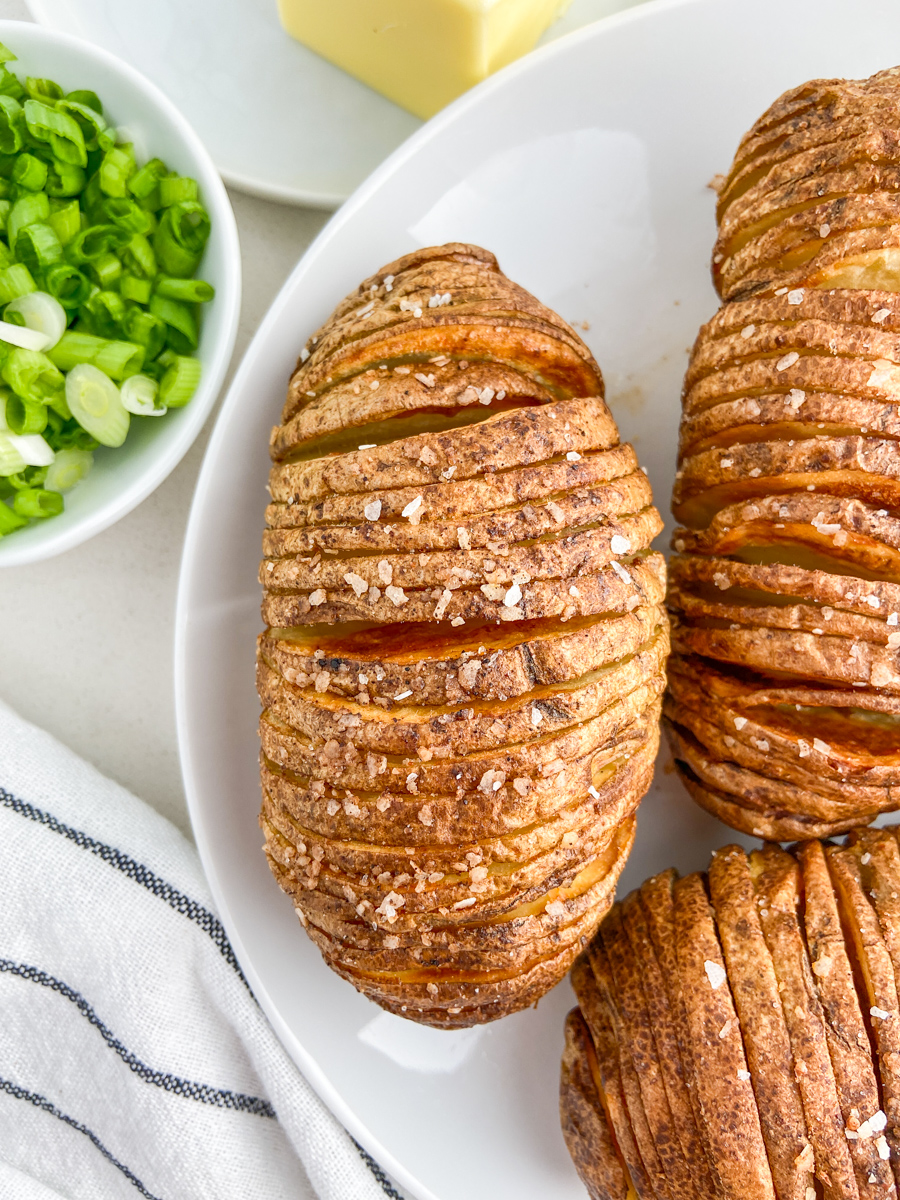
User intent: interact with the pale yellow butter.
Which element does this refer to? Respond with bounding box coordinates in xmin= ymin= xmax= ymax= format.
xmin=277 ymin=0 xmax=573 ymax=120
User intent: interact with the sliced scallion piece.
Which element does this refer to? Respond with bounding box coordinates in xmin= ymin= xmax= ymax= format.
xmin=0 ymin=431 xmax=25 ymax=475
xmin=159 ymin=355 xmax=201 ymax=408
xmin=0 ymin=263 xmax=36 ymax=304
xmin=99 ymin=144 xmax=135 ymax=196
xmin=14 ymin=222 xmax=64 ymax=272
xmin=50 ymin=330 xmax=144 ymax=380
xmin=120 ymin=273 xmax=151 ymax=304
xmin=127 ymin=157 xmax=166 ymax=203
xmin=65 ymin=363 xmax=129 ymax=446
xmin=3 ymin=347 xmax=64 ymax=405
xmin=5 ymin=292 xmax=67 ymax=349
xmin=0 ymin=95 xmax=25 ymax=154
xmin=12 ymin=152 xmax=47 ymax=191
xmin=0 ymin=319 xmax=52 ymax=353
xmin=44 ymin=264 xmax=91 ymax=309
xmin=7 ymin=432 xmax=54 ymax=466
xmin=149 ymin=294 xmax=197 ymax=353
xmin=153 ymin=201 xmax=209 ymax=277
xmin=121 ymin=373 xmax=163 ymax=416
xmin=0 ymin=499 xmax=27 ymax=533
xmin=47 ymin=200 xmax=81 ymax=245
xmin=159 ymin=175 xmax=197 ymax=207
xmin=46 ymin=159 xmax=86 ymax=197
xmin=7 ymin=191 xmax=50 ymax=247
xmin=23 ymin=98 xmax=87 ymax=165
xmin=5 ymin=393 xmax=46 ymax=435
xmin=155 ymin=276 xmax=214 ymax=304
xmin=44 ymin=445 xmax=92 ymax=492
xmin=12 ymin=486 xmax=62 ymax=517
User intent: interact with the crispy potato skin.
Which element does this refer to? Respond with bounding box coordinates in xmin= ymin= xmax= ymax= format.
xmin=563 ymin=832 xmax=900 ymax=1198
xmin=257 ymin=244 xmax=665 ymax=1026
xmin=669 ymin=68 xmax=900 ymax=839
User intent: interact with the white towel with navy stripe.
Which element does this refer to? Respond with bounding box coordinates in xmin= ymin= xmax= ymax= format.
xmin=0 ymin=699 xmax=407 ymax=1200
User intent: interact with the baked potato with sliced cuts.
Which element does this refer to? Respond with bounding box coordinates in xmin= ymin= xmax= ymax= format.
xmin=668 ymin=68 xmax=900 ymax=840
xmin=256 ymin=244 xmax=667 ymax=1026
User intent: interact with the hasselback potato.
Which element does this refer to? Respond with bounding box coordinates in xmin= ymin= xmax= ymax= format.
xmin=668 ymin=68 xmax=900 ymax=839
xmin=257 ymin=244 xmax=667 ymax=1027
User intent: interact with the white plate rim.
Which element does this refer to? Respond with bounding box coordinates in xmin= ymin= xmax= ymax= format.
xmin=174 ymin=0 xmax=702 ymax=1194
xmin=0 ymin=17 xmax=242 ymax=566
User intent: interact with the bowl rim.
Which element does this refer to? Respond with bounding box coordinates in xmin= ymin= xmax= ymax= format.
xmin=0 ymin=17 xmax=241 ymax=568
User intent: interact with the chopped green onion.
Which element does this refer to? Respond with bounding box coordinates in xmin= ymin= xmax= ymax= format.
xmin=122 ymin=232 xmax=156 ymax=278
xmin=65 ymin=362 xmax=129 ymax=446
xmin=155 ymin=276 xmax=214 ymax=304
xmin=99 ymin=144 xmax=135 ymax=196
xmin=7 ymin=431 xmax=54 ymax=465
xmin=0 ymin=95 xmax=25 ymax=154
xmin=3 ymin=346 xmax=64 ymax=405
xmin=0 ymin=43 xmax=17 ymax=65
xmin=159 ymin=354 xmax=201 ymax=408
xmin=14 ymin=222 xmax=64 ymax=272
xmin=57 ymin=98 xmax=112 ymax=153
xmin=44 ymin=263 xmax=91 ymax=309
xmin=90 ymin=252 xmax=122 ymax=290
xmin=65 ymin=89 xmax=101 ymax=114
xmin=149 ymin=294 xmax=197 ymax=353
xmin=46 ymin=159 xmax=86 ymax=197
xmin=123 ymin=308 xmax=166 ymax=359
xmin=5 ymin=292 xmax=67 ymax=349
xmin=25 ymin=77 xmax=63 ymax=103
xmin=159 ymin=175 xmax=198 ymax=207
xmin=120 ymin=273 xmax=151 ymax=304
xmin=83 ymin=289 xmax=126 ymax=338
xmin=0 ymin=200 xmax=9 ymax=236
xmin=12 ymin=152 xmax=47 ymax=191
xmin=12 ymin=485 xmax=63 ymax=517
xmin=0 ymin=319 xmax=52 ymax=353
xmin=23 ymin=98 xmax=87 ymax=166
xmin=127 ymin=157 xmax=166 ymax=202
xmin=44 ymin=445 xmax=92 ymax=492
xmin=0 ymin=264 xmax=37 ymax=305
xmin=68 ymin=223 xmax=131 ymax=263
xmin=50 ymin=330 xmax=144 ymax=379
xmin=7 ymin=191 xmax=49 ymax=247
xmin=5 ymin=393 xmax=47 ymax=434
xmin=0 ymin=499 xmax=27 ymax=531
xmin=121 ymin=373 xmax=164 ymax=416
xmin=152 ymin=201 xmax=209 ymax=277
xmin=47 ymin=199 xmax=80 ymax=246
xmin=103 ymin=196 xmax=153 ymax=235
xmin=0 ymin=430 xmax=25 ymax=475
xmin=0 ymin=67 xmax=24 ymax=102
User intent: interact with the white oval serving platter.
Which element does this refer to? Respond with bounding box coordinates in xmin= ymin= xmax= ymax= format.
xmin=176 ymin=0 xmax=900 ymax=1196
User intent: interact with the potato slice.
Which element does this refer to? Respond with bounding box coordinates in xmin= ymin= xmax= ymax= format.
xmin=673 ymin=872 xmax=775 ymax=1200
xmin=750 ymin=845 xmax=860 ymax=1200
xmin=827 ymin=842 xmax=900 ymax=1187
xmin=571 ymin=955 xmax=655 ymax=1197
xmin=602 ymin=902 xmax=699 ymax=1199
xmin=707 ymin=846 xmax=813 ymax=1200
xmin=797 ymin=839 xmax=897 ymax=1198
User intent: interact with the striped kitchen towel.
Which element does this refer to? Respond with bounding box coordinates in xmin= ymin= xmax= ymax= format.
xmin=0 ymin=699 xmax=406 ymax=1200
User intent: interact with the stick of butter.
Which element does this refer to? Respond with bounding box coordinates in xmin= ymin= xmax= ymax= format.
xmin=277 ymin=0 xmax=574 ymax=120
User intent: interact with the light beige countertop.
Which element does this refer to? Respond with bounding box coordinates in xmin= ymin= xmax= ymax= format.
xmin=0 ymin=2 xmax=329 ymax=835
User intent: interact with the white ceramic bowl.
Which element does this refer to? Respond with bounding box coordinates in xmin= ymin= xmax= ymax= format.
xmin=0 ymin=19 xmax=240 ymax=567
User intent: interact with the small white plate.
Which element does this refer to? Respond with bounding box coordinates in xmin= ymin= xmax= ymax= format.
xmin=26 ymin=0 xmax=647 ymax=208
xmin=176 ymin=1 xmax=900 ymax=1197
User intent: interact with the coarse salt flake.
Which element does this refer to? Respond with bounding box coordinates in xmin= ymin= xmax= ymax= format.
xmin=733 ymin=716 xmax=748 ymax=730
xmin=401 ymin=495 xmax=423 ymax=519
xmin=385 ymin=586 xmax=408 ymax=606
xmin=566 ymin=450 xmax=581 ymax=462
xmin=738 ymin=1069 xmax=751 ymax=1082
xmin=704 ymin=960 xmax=727 ymax=989
xmin=787 ymin=289 xmax=805 ymax=305
xmin=740 ymin=324 xmax=755 ymax=339
xmin=871 ymin=1006 xmax=892 ymax=1020
xmin=610 ymin=534 xmax=631 ymax=555
xmin=776 ymin=351 xmax=800 ymax=371
xmin=364 ymin=500 xmax=382 ymax=522
xmin=344 ymin=572 xmax=368 ymax=597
